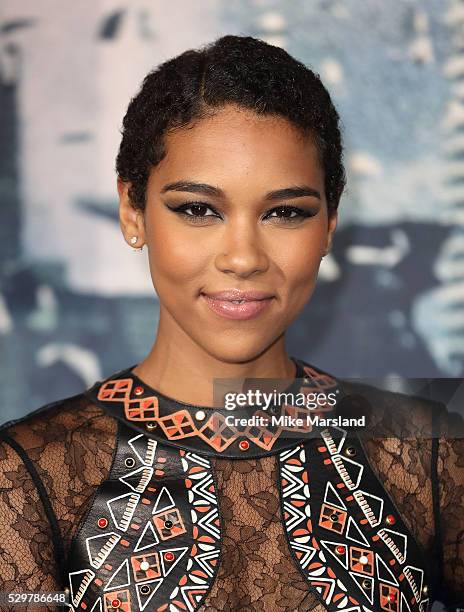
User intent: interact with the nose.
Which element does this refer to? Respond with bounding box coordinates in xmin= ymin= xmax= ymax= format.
xmin=214 ymin=222 xmax=270 ymax=278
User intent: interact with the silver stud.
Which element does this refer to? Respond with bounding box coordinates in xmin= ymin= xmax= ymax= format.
xmin=140 ymin=584 xmax=151 ymax=594
xmin=195 ymin=410 xmax=206 ymax=421
xmin=146 ymin=422 xmax=158 ymax=430
xmin=130 ymin=236 xmax=138 ymax=245
xmin=422 ymin=585 xmax=428 ymax=595
xmin=125 ymin=457 xmax=136 ymax=468
xmin=330 ymin=513 xmax=339 ymax=522
xmin=140 ymin=560 xmax=150 ymax=571
xmin=345 ymin=446 xmax=357 ymax=457
xmin=362 ymin=578 xmax=370 ymax=588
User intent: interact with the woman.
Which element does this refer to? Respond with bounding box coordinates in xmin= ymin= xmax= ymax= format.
xmin=0 ymin=35 xmax=462 ymax=612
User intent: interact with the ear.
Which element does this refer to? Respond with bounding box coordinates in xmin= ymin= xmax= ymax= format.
xmin=324 ymin=211 xmax=338 ymax=255
xmin=117 ymin=178 xmax=146 ymax=248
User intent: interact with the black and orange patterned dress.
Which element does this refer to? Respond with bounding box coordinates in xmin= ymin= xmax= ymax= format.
xmin=0 ymin=357 xmax=463 ymax=612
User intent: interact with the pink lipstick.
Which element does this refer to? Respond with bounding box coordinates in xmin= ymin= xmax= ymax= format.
xmin=200 ymin=289 xmax=275 ymax=321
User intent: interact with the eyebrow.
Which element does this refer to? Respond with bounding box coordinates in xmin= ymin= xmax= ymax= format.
xmin=160 ymin=181 xmax=321 ymax=200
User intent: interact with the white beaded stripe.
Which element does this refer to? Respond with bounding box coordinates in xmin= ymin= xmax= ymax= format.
xmin=145 ymin=438 xmax=157 ymax=465
xmin=332 ymin=455 xmax=356 ymax=490
xmin=134 ymin=467 xmax=154 ymax=492
xmin=119 ymin=493 xmax=139 ymax=531
xmin=71 ymin=570 xmax=95 ymax=607
xmin=403 ymin=566 xmax=424 ymax=603
xmin=321 ymin=429 xmax=339 ymax=455
xmin=353 ymin=490 xmax=378 ymax=527
xmin=88 ymin=533 xmax=121 ymax=569
xmin=377 ymin=528 xmax=406 ymax=563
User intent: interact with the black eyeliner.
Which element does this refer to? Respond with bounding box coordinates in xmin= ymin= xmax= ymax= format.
xmin=262 ymin=205 xmax=318 ymax=220
xmin=165 ymin=201 xmax=318 ymax=222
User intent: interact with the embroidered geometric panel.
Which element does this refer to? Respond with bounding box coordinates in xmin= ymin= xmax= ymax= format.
xmin=95 ymin=365 xmax=342 ymax=453
xmin=278 ymin=427 xmax=431 ymax=612
xmin=66 ymin=424 xmax=221 ymax=611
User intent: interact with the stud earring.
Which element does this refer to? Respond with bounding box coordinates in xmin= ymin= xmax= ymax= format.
xmin=129 ymin=235 xmax=144 ymax=252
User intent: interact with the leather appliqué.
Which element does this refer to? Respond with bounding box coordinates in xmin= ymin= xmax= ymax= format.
xmin=91 ymin=364 xmax=341 ymax=455
xmin=98 ymin=379 xmax=160 ymax=422
xmin=278 ymin=427 xmax=431 ymax=612
xmin=66 ymin=424 xmax=221 ymax=611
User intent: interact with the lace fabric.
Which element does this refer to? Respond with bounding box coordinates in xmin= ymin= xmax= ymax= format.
xmin=198 ymin=455 xmax=325 ymax=612
xmin=0 ymin=391 xmax=462 ymax=611
xmin=436 ymin=435 xmax=464 ymax=598
xmin=0 ymin=397 xmax=116 ymax=611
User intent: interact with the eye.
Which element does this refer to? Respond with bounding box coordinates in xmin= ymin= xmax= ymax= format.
xmin=263 ymin=205 xmax=317 ymax=223
xmin=167 ymin=201 xmax=222 ymax=223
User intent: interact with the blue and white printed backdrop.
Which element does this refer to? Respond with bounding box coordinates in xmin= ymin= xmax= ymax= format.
xmin=1 ymin=0 xmax=464 ymax=422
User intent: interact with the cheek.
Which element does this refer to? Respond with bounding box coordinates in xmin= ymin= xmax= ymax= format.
xmin=275 ymin=227 xmax=325 ymax=289
xmin=146 ymin=222 xmax=206 ymax=290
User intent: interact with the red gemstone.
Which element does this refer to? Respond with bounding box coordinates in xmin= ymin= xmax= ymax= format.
xmin=97 ymin=517 xmax=108 ymax=528
xmin=385 ymin=514 xmax=396 ymax=525
xmin=134 ymin=386 xmax=144 ymax=396
xmin=239 ymin=440 xmax=250 ymax=451
xmin=164 ymin=551 xmax=174 ymax=561
xmin=335 ymin=545 xmax=345 ymax=555
xmin=388 ymin=593 xmax=396 ymax=602
xmin=111 ymin=599 xmax=121 ymax=608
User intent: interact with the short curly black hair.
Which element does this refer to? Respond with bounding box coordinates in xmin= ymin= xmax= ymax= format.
xmin=116 ymin=35 xmax=346 ymax=216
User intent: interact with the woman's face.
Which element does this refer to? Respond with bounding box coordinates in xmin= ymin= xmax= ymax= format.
xmin=120 ymin=104 xmax=337 ymax=363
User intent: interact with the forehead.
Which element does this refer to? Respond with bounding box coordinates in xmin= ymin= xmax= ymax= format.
xmin=151 ymin=105 xmax=324 ymax=191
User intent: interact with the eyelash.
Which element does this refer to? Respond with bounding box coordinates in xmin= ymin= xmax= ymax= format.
xmin=167 ymin=202 xmax=317 ymax=224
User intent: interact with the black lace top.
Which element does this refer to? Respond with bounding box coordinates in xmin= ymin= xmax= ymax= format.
xmin=0 ymin=358 xmax=462 ymax=611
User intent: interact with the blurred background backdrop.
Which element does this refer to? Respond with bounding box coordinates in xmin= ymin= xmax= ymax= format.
xmin=1 ymin=0 xmax=464 ymax=424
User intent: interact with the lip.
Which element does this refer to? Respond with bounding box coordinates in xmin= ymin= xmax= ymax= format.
xmin=202 ymin=289 xmax=274 ymax=301
xmin=200 ymin=289 xmax=275 ymax=320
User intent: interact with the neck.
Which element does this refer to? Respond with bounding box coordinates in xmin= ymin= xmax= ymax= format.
xmin=132 ymin=313 xmax=296 ymax=407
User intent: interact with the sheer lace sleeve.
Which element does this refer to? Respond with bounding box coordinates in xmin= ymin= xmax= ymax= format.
xmin=0 ymin=395 xmax=116 ymax=612
xmin=342 ymin=381 xmax=464 ymax=608
xmin=0 ymin=437 xmax=61 ymax=611
xmin=434 ymin=408 xmax=464 ymax=608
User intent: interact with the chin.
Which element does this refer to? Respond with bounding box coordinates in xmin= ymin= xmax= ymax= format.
xmin=198 ymin=336 xmax=274 ymax=365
